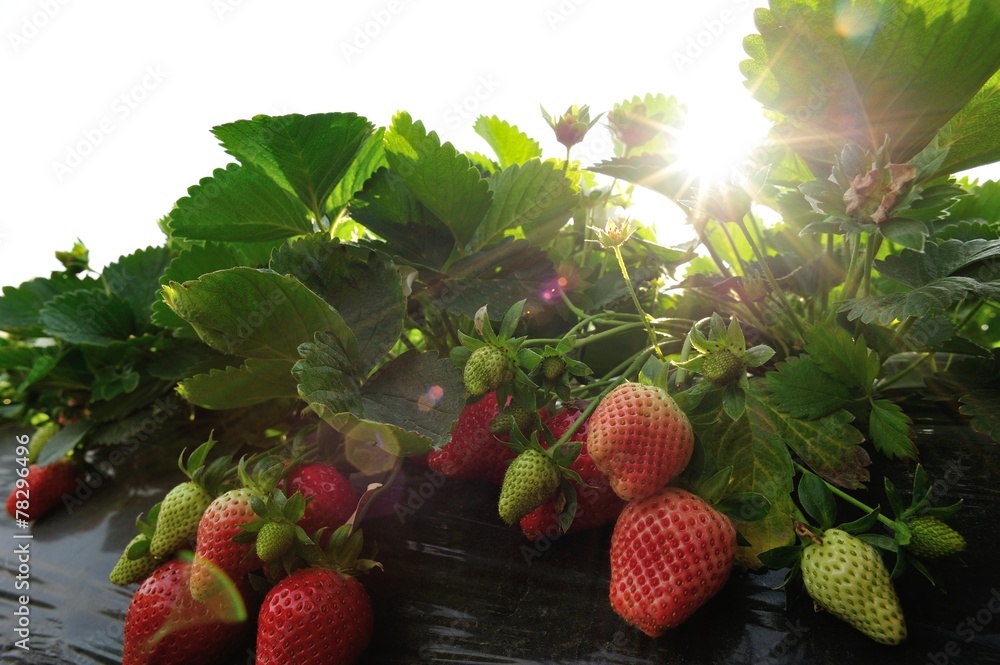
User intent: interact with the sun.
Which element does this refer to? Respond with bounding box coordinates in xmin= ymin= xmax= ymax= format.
xmin=672 ymin=101 xmax=772 ymax=185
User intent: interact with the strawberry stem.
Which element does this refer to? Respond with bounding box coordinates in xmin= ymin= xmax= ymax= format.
xmin=552 ymin=347 xmax=654 ymax=449
xmin=792 ymin=461 xmax=901 ymax=532
xmin=612 ymin=244 xmax=664 ymax=359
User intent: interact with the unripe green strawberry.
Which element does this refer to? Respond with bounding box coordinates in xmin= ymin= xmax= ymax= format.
xmin=498 ymin=450 xmax=561 ymax=526
xmin=149 ymin=481 xmax=214 ymax=559
xmin=905 ymin=516 xmax=966 ymax=558
xmin=801 ymin=528 xmax=906 ymax=645
xmin=256 ymin=522 xmax=296 ymax=563
xmin=490 ymin=405 xmax=535 ymax=436
xmin=540 ymin=356 xmax=568 ymax=382
xmin=701 ymin=348 xmax=745 ymax=386
xmin=27 ymin=422 xmax=59 ymax=464
xmin=110 ymin=535 xmax=161 ymax=586
xmin=464 ymin=345 xmax=513 ymax=397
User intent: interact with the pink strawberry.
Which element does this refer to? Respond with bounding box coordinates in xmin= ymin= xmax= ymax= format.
xmin=427 ymin=392 xmax=514 ymax=484
xmin=587 ymin=382 xmax=694 ymax=502
xmin=610 ymin=487 xmax=736 ymax=637
xmin=520 ymin=407 xmax=624 ymax=539
xmin=256 ymin=566 xmax=373 ymax=664
xmin=122 ymin=559 xmax=251 ymax=665
xmin=189 ymin=487 xmax=261 ymax=601
xmin=6 ymin=458 xmax=78 ymax=522
xmin=284 ymin=463 xmax=357 ymax=537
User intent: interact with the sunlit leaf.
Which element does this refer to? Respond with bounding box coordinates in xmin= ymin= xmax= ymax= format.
xmin=162 ymin=268 xmax=357 ymax=362
xmin=384 ymin=111 xmax=492 ymax=250
xmin=213 ymin=112 xmax=375 ymax=218
xmin=742 ymin=0 xmax=1000 ymax=170
xmin=168 ymin=163 xmax=312 ymax=242
xmin=473 ymin=115 xmax=542 ymax=168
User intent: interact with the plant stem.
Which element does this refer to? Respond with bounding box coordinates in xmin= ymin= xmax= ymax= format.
xmin=861 ymin=233 xmax=881 ymax=299
xmin=954 ymin=300 xmax=985 ymax=335
xmin=693 ymin=217 xmax=733 ymax=278
xmin=735 ymin=217 xmax=807 ymax=343
xmin=873 ymin=353 xmax=931 ymax=392
xmin=612 ymin=245 xmax=664 ymax=358
xmin=792 ymin=461 xmax=900 ymax=532
xmin=554 ymin=348 xmax=654 ymax=447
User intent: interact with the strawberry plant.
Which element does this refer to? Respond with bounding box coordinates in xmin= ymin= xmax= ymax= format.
xmin=3 ymin=0 xmax=1000 ymax=659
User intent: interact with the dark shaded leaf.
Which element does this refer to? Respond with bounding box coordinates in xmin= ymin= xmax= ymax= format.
xmin=270 ymin=237 xmax=405 ymax=374
xmin=178 ymin=359 xmax=299 ymax=409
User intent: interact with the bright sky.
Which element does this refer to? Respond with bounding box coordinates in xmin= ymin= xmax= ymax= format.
xmin=2 ymin=0 xmax=791 ymax=288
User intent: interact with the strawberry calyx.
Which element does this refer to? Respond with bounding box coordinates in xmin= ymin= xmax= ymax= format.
xmin=179 ymin=434 xmax=233 ymax=497
xmin=450 ymin=300 xmax=537 ymax=408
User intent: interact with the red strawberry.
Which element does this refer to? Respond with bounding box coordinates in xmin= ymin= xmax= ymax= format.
xmin=285 ymin=463 xmax=357 ymax=537
xmin=610 ymin=487 xmax=736 ymax=637
xmin=427 ymin=392 xmax=514 ymax=484
xmin=189 ymin=487 xmax=261 ymax=601
xmin=587 ymin=383 xmax=694 ymax=502
xmin=122 ymin=559 xmax=251 ymax=665
xmin=520 ymin=408 xmax=625 ymax=539
xmin=5 ymin=458 xmax=78 ymax=522
xmin=256 ymin=566 xmax=373 ymax=664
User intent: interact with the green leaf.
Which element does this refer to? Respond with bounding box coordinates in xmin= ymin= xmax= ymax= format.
xmin=167 ymin=163 xmax=312 ymax=242
xmin=92 ymin=365 xmax=141 ymax=401
xmin=932 ymin=70 xmax=1000 ymax=177
xmin=0 ymin=274 xmax=102 ymax=336
xmin=797 ymin=472 xmax=837 ymax=530
xmin=471 ymin=160 xmax=578 ymax=251
xmin=757 ymin=545 xmax=802 ymax=569
xmin=839 ymin=508 xmax=881 ymax=535
xmin=700 ymin=386 xmax=797 ymax=568
xmin=715 ymin=492 xmax=771 ymax=523
xmin=877 ymin=238 xmax=1000 ymax=287
xmin=327 ymin=128 xmax=388 ymax=211
xmin=588 ymin=155 xmax=695 ymax=207
xmin=212 ymin=112 xmax=375 ymax=218
xmin=383 ymin=111 xmax=492 ymax=250
xmin=473 ymin=115 xmax=542 ymax=169
xmin=151 ymin=242 xmax=273 ymax=334
xmin=695 ymin=466 xmax=733 ymax=505
xmin=764 ymin=356 xmax=853 ymax=419
xmin=879 ymin=219 xmax=926 ymax=250
xmin=161 ymin=267 xmax=357 ymax=362
xmin=741 ymin=0 xmax=1000 ymax=169
xmin=869 ymin=398 xmax=918 ymax=460
xmin=270 ymin=236 xmax=405 ymax=374
xmin=293 ymin=330 xmax=363 ymax=420
xmin=297 ymin=349 xmax=465 ymax=456
xmin=958 ymin=388 xmax=1000 ymax=441
xmin=722 ymin=384 xmax=747 ymax=421
xmin=37 ymin=420 xmax=90 ymax=465
xmin=102 ymin=246 xmax=172 ymax=322
xmin=178 ymin=359 xmax=298 ymax=409
xmin=427 ymin=239 xmax=556 ymax=319
xmin=758 ymin=385 xmax=870 ymax=489
xmin=805 ymin=326 xmax=880 ymax=390
xmin=857 ymin=533 xmax=897 ymax=552
xmin=497 ymin=299 xmax=526 ymax=341
xmin=39 ymin=289 xmax=137 ymax=346
xmin=840 ymin=277 xmax=990 ymax=324
xmin=610 ymin=93 xmax=686 ymax=157
xmin=349 ymin=169 xmax=456 ymax=270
